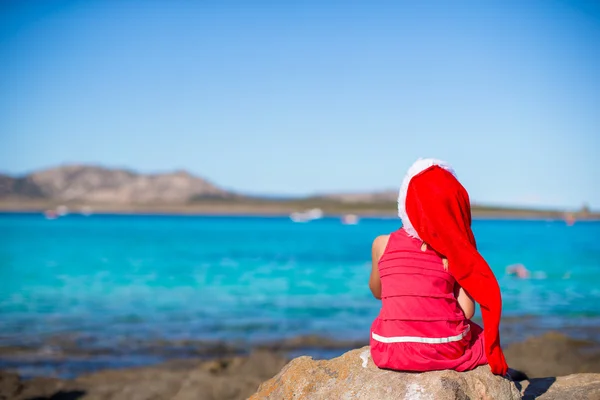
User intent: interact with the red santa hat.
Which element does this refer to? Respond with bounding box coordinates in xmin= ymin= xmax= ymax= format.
xmin=397 ymin=158 xmax=508 ymax=376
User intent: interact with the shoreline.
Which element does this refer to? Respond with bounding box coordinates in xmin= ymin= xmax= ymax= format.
xmin=1 ymin=202 xmax=598 ymax=221
xmin=1 ymin=331 xmax=599 ymax=400
xmin=2 ymin=316 xmax=600 ymax=380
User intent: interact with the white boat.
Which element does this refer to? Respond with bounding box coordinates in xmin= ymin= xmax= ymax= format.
xmin=56 ymin=205 xmax=69 ymax=216
xmin=564 ymin=213 xmax=576 ymax=226
xmin=44 ymin=210 xmax=58 ymax=220
xmin=341 ymin=214 xmax=359 ymax=225
xmin=290 ymin=208 xmax=323 ymax=223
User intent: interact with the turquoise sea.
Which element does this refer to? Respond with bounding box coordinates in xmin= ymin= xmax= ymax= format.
xmin=1 ymin=213 xmax=600 ymax=377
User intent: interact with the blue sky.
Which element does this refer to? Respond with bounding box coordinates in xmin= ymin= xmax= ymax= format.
xmin=1 ymin=0 xmax=598 ymax=209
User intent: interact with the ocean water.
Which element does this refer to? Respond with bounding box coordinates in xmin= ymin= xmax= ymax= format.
xmin=1 ymin=213 xmax=600 ymax=376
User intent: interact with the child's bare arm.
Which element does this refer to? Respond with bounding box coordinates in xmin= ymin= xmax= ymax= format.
xmin=369 ymin=235 xmax=388 ymax=299
xmin=454 ymin=284 xmax=475 ymax=319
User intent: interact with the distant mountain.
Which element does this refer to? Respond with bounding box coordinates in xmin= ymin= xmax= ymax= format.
xmin=0 ymin=175 xmax=45 ymax=198
xmin=0 ymin=165 xmax=401 ymax=205
xmin=0 ymin=165 xmax=231 ymax=204
xmin=1 ymin=165 xmax=595 ymax=217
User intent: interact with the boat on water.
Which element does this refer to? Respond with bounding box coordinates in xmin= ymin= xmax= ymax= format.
xmin=56 ymin=205 xmax=69 ymax=216
xmin=564 ymin=213 xmax=576 ymax=226
xmin=44 ymin=205 xmax=72 ymax=219
xmin=341 ymin=214 xmax=359 ymax=225
xmin=290 ymin=208 xmax=323 ymax=223
xmin=44 ymin=210 xmax=58 ymax=220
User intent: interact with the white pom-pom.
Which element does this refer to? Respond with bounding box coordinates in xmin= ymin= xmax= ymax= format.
xmin=397 ymin=158 xmax=456 ymax=240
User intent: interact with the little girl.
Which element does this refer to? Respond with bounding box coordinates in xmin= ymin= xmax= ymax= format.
xmin=369 ymin=158 xmax=508 ymax=376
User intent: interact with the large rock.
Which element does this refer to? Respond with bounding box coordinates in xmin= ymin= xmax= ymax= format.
xmin=251 ymin=346 xmax=521 ymax=400
xmin=252 ymin=347 xmax=600 ymax=400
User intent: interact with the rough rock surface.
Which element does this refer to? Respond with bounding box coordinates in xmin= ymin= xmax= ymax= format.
xmin=0 ymin=351 xmax=287 ymax=400
xmin=251 ymin=346 xmax=521 ymax=400
xmin=252 ymin=346 xmax=600 ymax=400
xmin=3 ymin=340 xmax=600 ymax=399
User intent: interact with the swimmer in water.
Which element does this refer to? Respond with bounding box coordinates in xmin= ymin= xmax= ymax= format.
xmin=506 ymin=264 xmax=530 ymax=279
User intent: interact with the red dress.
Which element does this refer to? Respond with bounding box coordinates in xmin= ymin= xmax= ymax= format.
xmin=370 ymin=228 xmax=488 ymax=372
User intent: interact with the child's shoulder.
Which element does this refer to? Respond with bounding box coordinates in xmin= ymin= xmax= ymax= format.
xmin=373 ymin=228 xmax=406 ymax=248
xmin=371 ymin=234 xmax=390 ymax=263
xmin=372 ymin=234 xmax=391 ymax=255
xmin=373 ymin=229 xmax=418 ymax=253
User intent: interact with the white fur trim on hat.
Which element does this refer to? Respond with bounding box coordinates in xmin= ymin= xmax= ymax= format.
xmin=397 ymin=158 xmax=456 ymax=240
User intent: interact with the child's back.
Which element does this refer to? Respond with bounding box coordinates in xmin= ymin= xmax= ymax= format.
xmin=370 ymin=226 xmax=487 ymax=372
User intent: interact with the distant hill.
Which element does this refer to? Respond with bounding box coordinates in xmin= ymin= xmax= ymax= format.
xmin=0 ymin=174 xmax=45 ymax=198
xmin=0 ymin=164 xmax=596 ymax=219
xmin=0 ymin=165 xmax=402 ymax=205
xmin=0 ymin=165 xmax=231 ymax=204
